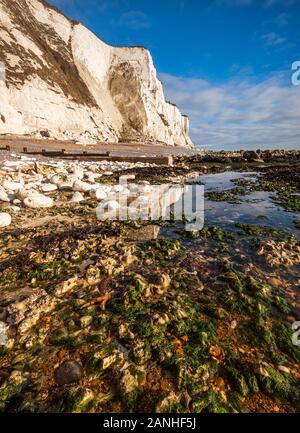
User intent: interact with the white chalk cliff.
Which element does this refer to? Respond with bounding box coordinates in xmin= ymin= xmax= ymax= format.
xmin=0 ymin=0 xmax=193 ymax=147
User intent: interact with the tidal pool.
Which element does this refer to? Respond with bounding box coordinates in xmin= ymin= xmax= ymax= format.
xmin=195 ymin=171 xmax=300 ymax=235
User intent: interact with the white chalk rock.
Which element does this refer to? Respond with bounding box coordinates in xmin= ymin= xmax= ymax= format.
xmin=0 ymin=188 xmax=10 ymax=202
xmin=2 ymin=180 xmax=24 ymax=192
xmin=70 ymin=192 xmax=85 ymax=203
xmin=94 ymin=185 xmax=111 ymax=193
xmin=70 ymin=166 xmax=84 ymax=180
xmin=0 ymin=212 xmax=12 ymax=228
xmin=50 ymin=174 xmax=61 ymax=185
xmin=40 ymin=184 xmax=58 ymax=193
xmin=16 ymin=189 xmax=38 ymax=200
xmin=103 ymin=200 xmax=120 ymax=211
xmin=84 ymin=172 xmax=96 ymax=183
xmin=73 ymin=180 xmax=93 ymax=193
xmin=90 ymin=188 xmax=107 ymax=200
xmin=58 ymin=182 xmax=73 ymax=191
xmin=24 ymin=194 xmax=53 ymax=209
xmin=113 ymin=185 xmax=124 ymax=193
xmin=11 ymin=206 xmax=21 ymax=213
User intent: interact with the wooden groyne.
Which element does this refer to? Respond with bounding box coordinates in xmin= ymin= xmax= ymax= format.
xmin=0 ymin=145 xmax=174 ymax=166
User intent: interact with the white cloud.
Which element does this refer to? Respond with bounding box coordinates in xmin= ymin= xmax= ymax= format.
xmin=262 ymin=32 xmax=286 ymax=46
xmin=160 ymin=72 xmax=300 ymax=150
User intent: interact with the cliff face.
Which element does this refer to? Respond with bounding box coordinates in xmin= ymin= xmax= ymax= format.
xmin=0 ymin=0 xmax=193 ymax=147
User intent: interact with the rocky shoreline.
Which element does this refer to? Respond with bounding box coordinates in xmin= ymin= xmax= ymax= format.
xmin=0 ymin=150 xmax=299 ymax=413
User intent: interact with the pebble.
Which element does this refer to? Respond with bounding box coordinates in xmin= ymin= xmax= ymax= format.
xmin=80 ymin=316 xmax=93 ymax=328
xmin=40 ymin=184 xmax=58 ymax=192
xmin=92 ymin=189 xmax=107 ymax=200
xmin=10 ymin=206 xmax=20 ymax=213
xmin=277 ymin=365 xmax=290 ymax=374
xmin=0 ymin=188 xmax=10 ymax=202
xmin=54 ymin=360 xmax=83 ymax=386
xmin=70 ymin=192 xmax=85 ymax=203
xmin=0 ymin=212 xmax=11 ymax=227
xmin=103 ymin=200 xmax=120 ymax=210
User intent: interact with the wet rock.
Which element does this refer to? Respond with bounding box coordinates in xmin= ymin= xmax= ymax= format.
xmin=118 ymin=368 xmax=138 ymax=394
xmin=102 ymin=353 xmax=119 ymax=370
xmin=92 ymin=346 xmax=126 ymax=371
xmin=80 ymin=316 xmax=93 ymax=328
xmin=242 ymin=151 xmax=264 ymax=163
xmin=67 ymin=387 xmax=94 ymax=413
xmin=54 ymin=276 xmax=79 ymax=297
xmin=24 ymin=193 xmax=53 ymax=209
xmin=119 ymin=323 xmax=135 ymax=340
xmin=258 ymin=240 xmax=300 ymax=267
xmin=0 ymin=212 xmax=11 ymax=228
xmin=156 ymin=391 xmax=181 ymax=413
xmin=7 ymin=289 xmax=57 ymax=334
xmin=118 ymin=366 xmax=146 ymax=394
xmin=0 ymin=370 xmax=27 ymax=408
xmin=54 ymin=360 xmax=83 ymax=386
xmin=132 ymin=339 xmax=152 ymax=365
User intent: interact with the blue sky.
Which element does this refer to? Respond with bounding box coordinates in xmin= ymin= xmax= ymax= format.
xmin=49 ymin=0 xmax=300 ymax=150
